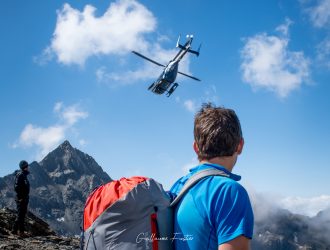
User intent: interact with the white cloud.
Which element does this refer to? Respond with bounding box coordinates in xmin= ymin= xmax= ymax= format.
xmin=58 ymin=103 xmax=88 ymax=125
xmin=247 ymin=187 xmax=330 ymax=219
xmin=307 ymin=0 xmax=330 ymax=28
xmin=181 ymin=85 xmax=219 ymax=113
xmin=53 ymin=102 xmax=63 ymax=113
xmin=280 ymin=195 xmax=330 ymax=217
xmin=79 ymin=139 xmax=87 ymax=146
xmin=42 ymin=0 xmax=156 ymax=65
xmin=183 ymin=100 xmax=198 ymax=113
xmin=240 ymin=20 xmax=310 ymax=98
xmin=96 ymin=62 xmax=160 ymax=85
xmin=247 ymin=188 xmax=282 ymax=223
xmin=16 ymin=103 xmax=88 ymax=159
xmin=18 ymin=124 xmax=66 ymax=157
xmin=317 ymin=37 xmax=330 ymax=68
xmin=96 ymin=67 xmax=107 ymax=82
xmin=300 ymin=1 xmax=330 ymax=69
xmin=275 ymin=18 xmax=293 ymax=36
xmin=202 ymin=85 xmax=219 ymax=103
xmin=39 ymin=1 xmax=197 ymax=86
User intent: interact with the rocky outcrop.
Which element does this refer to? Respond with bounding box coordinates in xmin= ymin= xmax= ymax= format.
xmin=0 ymin=140 xmax=112 ymax=236
xmin=0 ymin=207 xmax=79 ymax=250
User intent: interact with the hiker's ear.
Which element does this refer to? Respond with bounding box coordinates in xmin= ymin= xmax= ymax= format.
xmin=237 ymin=138 xmax=244 ymax=155
xmin=193 ymin=141 xmax=199 ymax=155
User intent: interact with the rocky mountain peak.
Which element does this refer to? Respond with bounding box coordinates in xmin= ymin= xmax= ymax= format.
xmin=0 ymin=140 xmax=112 ymax=235
xmin=60 ymin=140 xmax=73 ymax=150
xmin=39 ymin=140 xmax=111 ymax=185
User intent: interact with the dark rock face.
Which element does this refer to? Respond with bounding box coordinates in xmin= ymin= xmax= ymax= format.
xmin=0 ymin=207 xmax=79 ymax=250
xmin=0 ymin=207 xmax=55 ymax=237
xmin=0 ymin=140 xmax=112 ymax=236
xmin=252 ymin=207 xmax=330 ymax=250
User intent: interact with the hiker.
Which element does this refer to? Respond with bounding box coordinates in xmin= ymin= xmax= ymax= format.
xmin=170 ymin=103 xmax=254 ymax=250
xmin=12 ymin=160 xmax=30 ymax=236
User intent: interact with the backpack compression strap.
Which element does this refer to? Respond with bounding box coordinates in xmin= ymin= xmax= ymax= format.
xmin=170 ymin=168 xmax=230 ymax=207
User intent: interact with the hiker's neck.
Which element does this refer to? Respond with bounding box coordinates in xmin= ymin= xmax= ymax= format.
xmin=200 ymin=154 xmax=238 ymax=172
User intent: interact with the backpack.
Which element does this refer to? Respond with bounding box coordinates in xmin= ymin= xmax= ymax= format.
xmin=81 ymin=169 xmax=229 ymax=250
xmin=14 ymin=170 xmax=20 ymax=193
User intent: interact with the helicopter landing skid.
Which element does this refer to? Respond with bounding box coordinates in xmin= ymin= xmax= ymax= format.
xmin=148 ymin=82 xmax=155 ymax=90
xmin=166 ymin=83 xmax=179 ymax=97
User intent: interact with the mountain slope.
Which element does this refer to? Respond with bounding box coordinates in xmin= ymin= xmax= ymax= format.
xmin=0 ymin=140 xmax=112 ymax=235
xmin=252 ymin=205 xmax=330 ymax=249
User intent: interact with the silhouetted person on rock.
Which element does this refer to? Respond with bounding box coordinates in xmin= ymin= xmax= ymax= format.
xmin=12 ymin=160 xmax=30 ymax=236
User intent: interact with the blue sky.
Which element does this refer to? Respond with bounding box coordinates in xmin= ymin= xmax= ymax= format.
xmin=1 ymin=0 xmax=330 ymax=215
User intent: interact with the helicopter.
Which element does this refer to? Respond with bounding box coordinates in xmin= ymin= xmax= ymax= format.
xmin=132 ymin=35 xmax=201 ymax=97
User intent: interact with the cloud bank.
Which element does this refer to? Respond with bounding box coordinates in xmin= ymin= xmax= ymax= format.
xmin=280 ymin=195 xmax=330 ymax=217
xmin=248 ymin=187 xmax=330 ymax=218
xmin=240 ymin=19 xmax=310 ymax=98
xmin=42 ymin=0 xmax=156 ymax=66
xmin=15 ymin=102 xmax=88 ymax=159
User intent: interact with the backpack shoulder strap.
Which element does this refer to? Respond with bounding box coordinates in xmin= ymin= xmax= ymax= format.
xmin=170 ymin=168 xmax=229 ymax=207
xmin=14 ymin=170 xmax=22 ymax=191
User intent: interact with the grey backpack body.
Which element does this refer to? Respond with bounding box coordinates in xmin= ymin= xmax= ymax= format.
xmin=81 ymin=169 xmax=228 ymax=250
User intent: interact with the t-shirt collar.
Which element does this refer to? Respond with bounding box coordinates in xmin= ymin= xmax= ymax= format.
xmin=189 ymin=162 xmax=241 ymax=181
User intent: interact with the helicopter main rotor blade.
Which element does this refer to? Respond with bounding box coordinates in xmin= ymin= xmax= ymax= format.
xmin=132 ymin=51 xmax=165 ymax=67
xmin=178 ymin=71 xmax=201 ymax=81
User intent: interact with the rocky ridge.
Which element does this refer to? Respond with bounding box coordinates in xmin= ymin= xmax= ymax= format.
xmin=0 ymin=140 xmax=112 ymax=235
xmin=252 ymin=204 xmax=330 ymax=249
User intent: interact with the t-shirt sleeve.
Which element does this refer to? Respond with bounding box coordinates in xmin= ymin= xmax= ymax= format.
xmin=210 ymin=180 xmax=254 ymax=245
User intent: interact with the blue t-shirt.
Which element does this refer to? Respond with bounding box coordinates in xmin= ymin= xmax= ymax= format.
xmin=170 ymin=163 xmax=254 ymax=250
